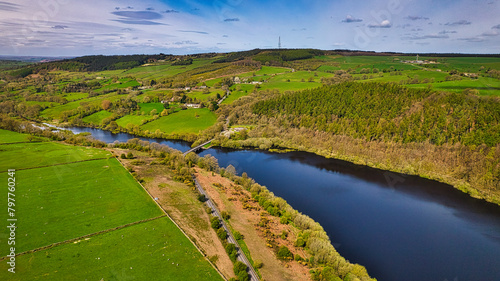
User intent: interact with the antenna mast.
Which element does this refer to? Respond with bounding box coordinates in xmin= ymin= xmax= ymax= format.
xmin=278 ymin=36 xmax=281 ymax=49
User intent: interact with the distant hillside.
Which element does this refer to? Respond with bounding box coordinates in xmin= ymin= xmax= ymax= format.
xmin=0 ymin=56 xmax=72 ymax=63
xmin=5 ymin=49 xmax=500 ymax=77
xmin=0 ymin=60 xmax=32 ymax=70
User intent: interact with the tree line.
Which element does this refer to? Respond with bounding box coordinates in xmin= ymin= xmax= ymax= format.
xmin=251 ymin=82 xmax=500 ymax=146
xmin=216 ymin=82 xmax=500 ymax=205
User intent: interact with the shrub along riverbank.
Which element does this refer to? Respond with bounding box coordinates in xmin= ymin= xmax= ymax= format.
xmin=215 ymin=82 xmax=500 ymax=205
xmin=102 ymin=138 xmax=376 ymax=281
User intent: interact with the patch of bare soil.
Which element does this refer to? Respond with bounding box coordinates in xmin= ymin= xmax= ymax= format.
xmin=195 ymin=167 xmax=312 ymax=281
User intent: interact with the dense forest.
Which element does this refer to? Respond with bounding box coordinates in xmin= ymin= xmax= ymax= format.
xmin=252 ymin=82 xmax=500 ymax=146
xmin=219 ymin=82 xmax=500 ymax=205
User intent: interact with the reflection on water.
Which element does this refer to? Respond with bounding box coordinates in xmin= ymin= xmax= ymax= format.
xmin=63 ymin=126 xmax=191 ymax=152
xmin=68 ymin=127 xmax=500 ymax=281
xmin=200 ymin=148 xmax=500 ymax=281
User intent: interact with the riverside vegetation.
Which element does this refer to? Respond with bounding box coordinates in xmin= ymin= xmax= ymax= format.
xmin=0 ymin=120 xmax=373 ymax=280
xmin=97 ymin=137 xmax=375 ymax=281
xmin=1 ymin=49 xmax=500 ymax=280
xmin=216 ymin=82 xmax=500 ymax=204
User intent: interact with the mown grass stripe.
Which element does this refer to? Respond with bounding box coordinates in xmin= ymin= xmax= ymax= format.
xmin=0 ymin=215 xmax=167 ymax=260
xmin=0 ymin=141 xmax=44 ymax=145
xmin=0 ymin=157 xmax=109 ymax=173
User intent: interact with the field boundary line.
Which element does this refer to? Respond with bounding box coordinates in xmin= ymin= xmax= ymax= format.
xmin=115 ymin=156 xmax=228 ymax=281
xmin=0 ymin=157 xmax=110 ymax=173
xmin=0 ymin=215 xmax=167 ymax=261
xmin=0 ymin=141 xmax=44 ymax=145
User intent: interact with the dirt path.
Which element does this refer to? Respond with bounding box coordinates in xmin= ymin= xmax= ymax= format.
xmin=193 ymin=176 xmax=259 ymax=281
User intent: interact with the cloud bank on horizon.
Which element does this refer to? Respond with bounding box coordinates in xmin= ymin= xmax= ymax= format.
xmin=0 ymin=0 xmax=498 ymax=56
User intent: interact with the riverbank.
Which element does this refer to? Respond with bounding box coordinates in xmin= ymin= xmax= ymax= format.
xmin=210 ymin=129 xmax=500 ymax=207
xmin=44 ymin=118 xmax=500 ymax=206
xmin=108 ymin=141 xmax=375 ymax=281
xmin=5 ymin=116 xmax=500 ymax=280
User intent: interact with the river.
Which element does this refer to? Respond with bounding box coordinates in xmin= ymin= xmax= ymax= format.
xmin=66 ymin=127 xmax=500 ymax=281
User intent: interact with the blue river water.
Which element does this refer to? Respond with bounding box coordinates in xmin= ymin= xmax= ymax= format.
xmin=67 ymin=127 xmax=500 ymax=281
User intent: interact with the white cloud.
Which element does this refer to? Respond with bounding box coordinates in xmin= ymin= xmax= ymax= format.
xmin=368 ymin=20 xmax=392 ymax=28
xmin=342 ymin=15 xmax=362 ymax=23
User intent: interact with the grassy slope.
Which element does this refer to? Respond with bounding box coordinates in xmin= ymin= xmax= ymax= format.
xmin=187 ymin=90 xmax=221 ymax=101
xmin=223 ymin=84 xmax=255 ymax=104
xmin=40 ymin=94 xmax=122 ymax=119
xmin=116 ymin=114 xmax=151 ymax=127
xmin=0 ymin=217 xmax=222 ymax=281
xmin=141 ymin=108 xmax=217 ymax=134
xmin=82 ymin=110 xmax=113 ymax=124
xmin=61 ymin=92 xmax=88 ymax=101
xmin=95 ymin=79 xmax=140 ymax=92
xmin=0 ymin=129 xmax=30 ymax=143
xmin=121 ymin=58 xmax=216 ymax=80
xmin=139 ymin=102 xmax=165 ymax=114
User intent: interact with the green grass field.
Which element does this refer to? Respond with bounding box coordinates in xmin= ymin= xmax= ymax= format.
xmin=0 ymin=129 xmax=31 ymax=143
xmin=139 ymin=102 xmax=165 ymax=115
xmin=223 ymin=84 xmax=254 ymax=104
xmin=248 ymin=66 xmax=290 ymax=76
xmin=0 ymin=157 xmax=163 ymax=253
xmin=40 ymin=94 xmax=122 ymax=119
xmin=260 ymin=79 xmax=323 ymax=92
xmin=0 ymin=217 xmax=222 ymax=281
xmin=141 ymin=108 xmax=217 ymax=134
xmin=95 ymin=79 xmax=140 ymax=92
xmin=82 ymin=110 xmax=113 ymax=124
xmin=406 ymin=77 xmax=500 ymax=95
xmin=203 ymin=77 xmax=223 ymax=87
xmin=122 ymin=58 xmax=216 ymax=80
xmin=0 ymin=130 xmax=222 ymax=280
xmin=61 ymin=92 xmax=88 ymax=101
xmin=116 ymin=114 xmax=151 ymax=127
xmin=0 ymin=142 xmax=110 ymax=171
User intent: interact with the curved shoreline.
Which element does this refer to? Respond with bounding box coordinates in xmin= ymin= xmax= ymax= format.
xmin=53 ymin=121 xmax=500 ymax=207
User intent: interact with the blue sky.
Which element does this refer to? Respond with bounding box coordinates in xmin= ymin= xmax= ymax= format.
xmin=0 ymin=0 xmax=499 ymax=56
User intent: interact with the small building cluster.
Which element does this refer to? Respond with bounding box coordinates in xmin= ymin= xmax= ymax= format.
xmin=403 ymin=55 xmax=438 ymax=65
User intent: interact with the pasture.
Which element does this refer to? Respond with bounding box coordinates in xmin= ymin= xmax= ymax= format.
xmin=0 ymin=130 xmax=222 ymax=280
xmin=0 ymin=142 xmax=110 ymax=171
xmin=141 ymin=108 xmax=217 ymax=134
xmin=116 ymin=114 xmax=151 ymax=127
xmin=138 ymin=102 xmax=165 ymax=115
xmin=187 ymin=90 xmax=221 ymax=101
xmin=223 ymin=84 xmax=254 ymax=104
xmin=61 ymin=92 xmax=88 ymax=101
xmin=82 ymin=110 xmax=113 ymax=125
xmin=0 ymin=129 xmax=31 ymax=143
xmin=0 ymin=157 xmax=163 ymax=253
xmin=40 ymin=94 xmax=122 ymax=119
xmin=95 ymin=79 xmax=140 ymax=92
xmin=0 ymin=217 xmax=222 ymax=281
